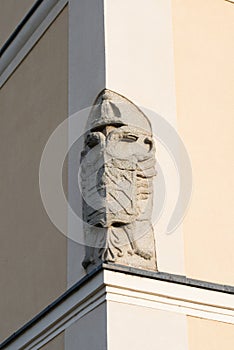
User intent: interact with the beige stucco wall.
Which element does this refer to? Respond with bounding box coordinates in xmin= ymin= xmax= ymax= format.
xmin=107 ymin=301 xmax=188 ymax=350
xmin=0 ymin=0 xmax=36 ymax=47
xmin=187 ymin=316 xmax=234 ymax=350
xmin=172 ymin=0 xmax=234 ymax=285
xmin=0 ymin=7 xmax=68 ymax=342
xmin=40 ymin=332 xmax=64 ymax=350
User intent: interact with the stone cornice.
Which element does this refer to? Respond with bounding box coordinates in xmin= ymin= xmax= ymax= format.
xmin=0 ymin=265 xmax=233 ymax=349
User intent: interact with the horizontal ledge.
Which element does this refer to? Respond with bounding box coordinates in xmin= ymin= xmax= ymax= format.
xmin=0 ymin=264 xmax=233 ymax=349
xmin=103 ymin=263 xmax=234 ymax=294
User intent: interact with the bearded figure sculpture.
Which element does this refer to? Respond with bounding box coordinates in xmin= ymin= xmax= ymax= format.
xmin=80 ymin=89 xmax=157 ymax=272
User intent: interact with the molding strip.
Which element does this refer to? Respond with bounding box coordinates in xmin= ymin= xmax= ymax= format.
xmin=0 ymin=0 xmax=68 ymax=88
xmin=103 ymin=263 xmax=234 ymax=294
xmin=104 ymin=270 xmax=234 ymax=325
xmin=0 ymin=0 xmax=44 ymax=56
xmin=0 ymin=266 xmax=233 ymax=349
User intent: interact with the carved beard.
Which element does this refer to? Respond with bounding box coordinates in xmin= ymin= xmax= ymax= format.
xmin=81 ymin=125 xmax=157 ymax=271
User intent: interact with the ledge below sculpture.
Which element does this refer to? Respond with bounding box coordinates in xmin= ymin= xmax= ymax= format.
xmin=80 ymin=89 xmax=157 ymax=272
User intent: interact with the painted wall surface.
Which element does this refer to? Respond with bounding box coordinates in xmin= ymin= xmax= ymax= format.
xmin=172 ymin=0 xmax=234 ymax=285
xmin=65 ymin=303 xmax=107 ymax=350
xmin=107 ymin=301 xmax=188 ymax=350
xmin=40 ymin=332 xmax=64 ymax=350
xmin=0 ymin=0 xmax=35 ymax=47
xmin=0 ymin=7 xmax=68 ymax=342
xmin=187 ymin=316 xmax=234 ymax=350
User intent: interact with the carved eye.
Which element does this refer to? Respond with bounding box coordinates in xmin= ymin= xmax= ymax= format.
xmin=85 ymin=132 xmax=101 ymax=148
xmin=112 ymin=222 xmax=126 ymax=227
xmin=121 ymin=134 xmax=138 ymax=142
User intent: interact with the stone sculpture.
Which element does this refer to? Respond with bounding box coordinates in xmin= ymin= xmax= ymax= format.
xmin=80 ymin=89 xmax=157 ymax=272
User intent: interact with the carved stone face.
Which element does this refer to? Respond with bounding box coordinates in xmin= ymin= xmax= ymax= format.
xmin=80 ymin=90 xmax=157 ymax=272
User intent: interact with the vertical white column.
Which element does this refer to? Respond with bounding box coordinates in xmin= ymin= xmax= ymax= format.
xmin=68 ymin=0 xmax=105 ymax=288
xmin=68 ymin=0 xmax=186 ymax=284
xmin=67 ymin=1 xmax=188 ymax=348
xmin=104 ymin=0 xmax=185 ymax=276
xmin=104 ymin=2 xmax=188 ymax=349
xmin=66 ymin=1 xmax=106 ymax=348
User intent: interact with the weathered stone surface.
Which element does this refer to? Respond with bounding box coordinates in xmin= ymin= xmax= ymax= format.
xmin=81 ymin=89 xmax=157 ymax=272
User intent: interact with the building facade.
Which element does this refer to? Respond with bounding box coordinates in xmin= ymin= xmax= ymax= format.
xmin=0 ymin=1 xmax=233 ymax=349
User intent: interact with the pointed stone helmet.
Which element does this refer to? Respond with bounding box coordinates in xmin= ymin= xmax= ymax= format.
xmin=87 ymin=89 xmax=152 ymax=134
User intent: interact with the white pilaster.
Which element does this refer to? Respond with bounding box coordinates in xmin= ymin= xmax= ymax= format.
xmin=68 ymin=0 xmax=106 ymax=288
xmin=104 ymin=0 xmax=185 ymax=276
xmin=67 ymin=2 xmax=188 ymax=349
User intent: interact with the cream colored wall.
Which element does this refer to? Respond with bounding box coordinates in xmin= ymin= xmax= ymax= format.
xmin=107 ymin=301 xmax=188 ymax=350
xmin=0 ymin=7 xmax=68 ymax=342
xmin=40 ymin=332 xmax=64 ymax=350
xmin=0 ymin=0 xmax=36 ymax=47
xmin=187 ymin=316 xmax=234 ymax=350
xmin=172 ymin=0 xmax=234 ymax=285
